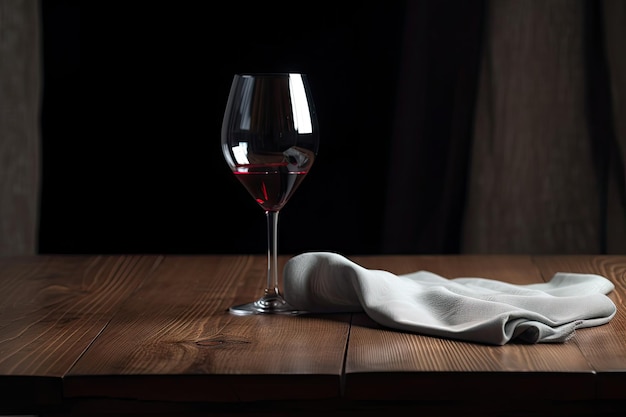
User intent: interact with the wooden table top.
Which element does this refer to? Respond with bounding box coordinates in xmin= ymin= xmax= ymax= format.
xmin=1 ymin=254 xmax=625 ymax=416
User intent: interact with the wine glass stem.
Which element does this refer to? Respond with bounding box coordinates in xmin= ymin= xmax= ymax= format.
xmin=265 ymin=210 xmax=280 ymax=297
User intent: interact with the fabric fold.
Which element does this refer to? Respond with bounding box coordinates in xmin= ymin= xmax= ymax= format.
xmin=283 ymin=252 xmax=616 ymax=345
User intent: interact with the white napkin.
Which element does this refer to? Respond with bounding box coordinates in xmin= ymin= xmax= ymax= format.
xmin=283 ymin=252 xmax=617 ymax=345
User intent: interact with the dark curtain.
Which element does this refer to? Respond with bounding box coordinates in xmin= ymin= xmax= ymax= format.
xmin=382 ymin=0 xmax=484 ymax=253
xmin=383 ymin=0 xmax=626 ymax=254
xmin=0 ymin=0 xmax=40 ymax=255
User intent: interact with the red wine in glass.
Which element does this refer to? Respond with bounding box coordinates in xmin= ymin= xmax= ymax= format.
xmin=221 ymin=73 xmax=319 ymax=315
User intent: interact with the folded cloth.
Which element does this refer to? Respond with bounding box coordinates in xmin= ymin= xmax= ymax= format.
xmin=283 ymin=252 xmax=617 ymax=345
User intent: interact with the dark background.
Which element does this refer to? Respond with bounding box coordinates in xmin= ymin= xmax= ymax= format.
xmin=34 ymin=1 xmax=626 ymax=256
xmin=38 ymin=1 xmax=413 ymax=255
xmin=37 ymin=0 xmax=496 ymax=256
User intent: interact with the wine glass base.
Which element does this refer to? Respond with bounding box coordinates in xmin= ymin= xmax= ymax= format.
xmin=229 ymin=295 xmax=303 ymax=316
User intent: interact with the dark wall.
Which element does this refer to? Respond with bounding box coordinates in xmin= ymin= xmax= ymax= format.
xmin=38 ymin=1 xmax=406 ymax=255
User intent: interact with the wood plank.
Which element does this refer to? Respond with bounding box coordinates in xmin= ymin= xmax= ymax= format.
xmin=351 ymin=254 xmax=543 ymax=284
xmin=65 ymin=255 xmax=350 ymax=403
xmin=4 ymin=254 xmax=623 ymax=415
xmin=0 ymin=255 xmax=162 ymax=412
xmin=532 ymin=255 xmax=626 ymax=399
xmin=344 ymin=255 xmax=595 ymax=401
xmin=345 ymin=314 xmax=595 ymax=401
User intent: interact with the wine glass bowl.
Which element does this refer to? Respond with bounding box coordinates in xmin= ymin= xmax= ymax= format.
xmin=221 ymin=73 xmax=319 ymax=315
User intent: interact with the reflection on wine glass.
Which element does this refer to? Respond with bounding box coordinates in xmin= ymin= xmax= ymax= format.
xmin=221 ymin=73 xmax=319 ymax=315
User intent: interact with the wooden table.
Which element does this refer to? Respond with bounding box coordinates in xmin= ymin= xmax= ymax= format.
xmin=1 ymin=254 xmax=625 ymax=416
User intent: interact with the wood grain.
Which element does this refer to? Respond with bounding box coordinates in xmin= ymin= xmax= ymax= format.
xmin=351 ymin=254 xmax=542 ymax=283
xmin=344 ymin=255 xmax=595 ymax=401
xmin=1 ymin=254 xmax=625 ymax=415
xmin=65 ymin=255 xmax=350 ymax=402
xmin=0 ymin=255 xmax=162 ymax=411
xmin=532 ymin=255 xmax=626 ymax=399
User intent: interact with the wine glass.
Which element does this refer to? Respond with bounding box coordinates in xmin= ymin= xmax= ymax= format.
xmin=221 ymin=73 xmax=319 ymax=315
